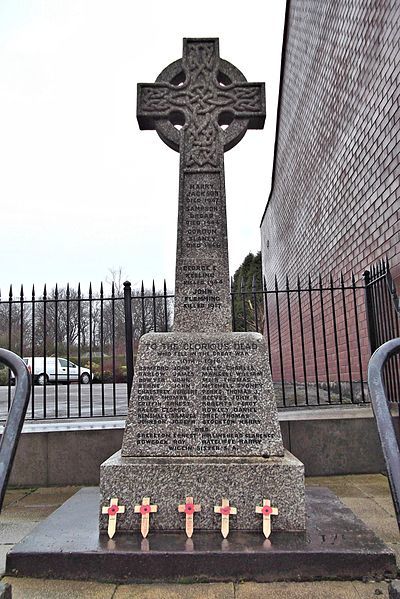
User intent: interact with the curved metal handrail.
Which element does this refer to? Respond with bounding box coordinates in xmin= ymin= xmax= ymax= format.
xmin=0 ymin=349 xmax=31 ymax=512
xmin=368 ymin=338 xmax=400 ymax=529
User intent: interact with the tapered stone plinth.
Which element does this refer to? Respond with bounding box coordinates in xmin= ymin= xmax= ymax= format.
xmin=121 ymin=332 xmax=283 ymax=458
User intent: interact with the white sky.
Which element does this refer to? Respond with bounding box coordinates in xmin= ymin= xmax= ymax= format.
xmin=0 ymin=1 xmax=285 ymax=294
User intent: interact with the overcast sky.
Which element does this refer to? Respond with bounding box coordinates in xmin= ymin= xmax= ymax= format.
xmin=0 ymin=1 xmax=285 ymax=294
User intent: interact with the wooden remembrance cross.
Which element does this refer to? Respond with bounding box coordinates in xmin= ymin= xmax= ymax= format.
xmin=137 ymin=38 xmax=265 ymax=332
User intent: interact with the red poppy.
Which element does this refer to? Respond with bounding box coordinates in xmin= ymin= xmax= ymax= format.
xmin=220 ymin=506 xmax=231 ymax=516
xmin=108 ymin=505 xmax=119 ymax=516
xmin=140 ymin=504 xmax=151 ymax=515
xmin=262 ymin=505 xmax=273 ymax=516
xmin=184 ymin=503 xmax=195 ymax=515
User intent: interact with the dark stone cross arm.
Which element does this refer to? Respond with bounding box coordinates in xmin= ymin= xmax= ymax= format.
xmin=137 ymin=38 xmax=265 ymax=154
xmin=137 ymin=78 xmax=265 ymax=150
xmin=136 ymin=39 xmax=265 ymax=333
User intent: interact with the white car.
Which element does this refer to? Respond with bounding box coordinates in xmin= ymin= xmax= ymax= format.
xmin=19 ymin=357 xmax=92 ymax=385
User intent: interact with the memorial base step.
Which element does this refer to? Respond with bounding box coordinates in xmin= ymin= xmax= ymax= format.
xmin=6 ymin=487 xmax=396 ymax=583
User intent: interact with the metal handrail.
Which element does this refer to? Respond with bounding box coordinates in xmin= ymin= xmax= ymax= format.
xmin=368 ymin=338 xmax=400 ymax=529
xmin=0 ymin=349 xmax=31 ymax=512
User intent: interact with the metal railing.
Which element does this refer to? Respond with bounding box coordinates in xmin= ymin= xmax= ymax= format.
xmin=368 ymin=338 xmax=400 ymax=529
xmin=364 ymin=259 xmax=400 ymax=403
xmin=0 ymin=349 xmax=31 ymax=511
xmin=0 ymin=266 xmax=395 ymax=420
xmin=229 ymin=273 xmax=369 ymax=408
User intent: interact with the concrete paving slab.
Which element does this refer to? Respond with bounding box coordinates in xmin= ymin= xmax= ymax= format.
xmin=235 ymin=581 xmax=361 ymax=598
xmin=28 ymin=486 xmax=81 ymax=495
xmin=364 ymin=516 xmax=400 ymax=545
xmin=2 ymin=490 xmax=34 ymax=508
xmin=2 ymin=577 xmax=116 ymax=599
xmin=323 ymin=483 xmax=369 ymax=499
xmin=15 ymin=487 xmax=80 ymax=506
xmin=0 ymin=521 xmax=38 ymax=544
xmin=355 ymin=483 xmax=392 ymax=498
xmin=340 ymin=497 xmax=393 ymax=520
xmin=0 ymin=505 xmax=60 ymax=521
xmin=0 ymin=547 xmax=11 ymax=576
xmin=115 ymin=582 xmax=234 ymax=598
xmin=352 ymin=580 xmax=390 ymax=597
xmin=372 ymin=496 xmax=397 ymax=517
xmin=346 ymin=474 xmax=388 ymax=484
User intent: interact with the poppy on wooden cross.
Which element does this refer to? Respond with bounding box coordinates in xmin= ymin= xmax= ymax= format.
xmin=101 ymin=497 xmax=125 ymax=539
xmin=255 ymin=498 xmax=278 ymax=538
xmin=134 ymin=497 xmax=158 ymax=538
xmin=178 ymin=496 xmax=201 ymax=538
xmin=214 ymin=498 xmax=237 ymax=538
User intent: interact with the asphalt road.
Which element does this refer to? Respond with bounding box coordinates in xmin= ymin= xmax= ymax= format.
xmin=0 ymin=380 xmax=353 ymax=422
xmin=0 ymin=383 xmax=129 ymax=420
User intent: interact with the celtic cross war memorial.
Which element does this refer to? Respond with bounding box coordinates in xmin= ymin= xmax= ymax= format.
xmin=100 ymin=37 xmax=305 ymax=533
xmin=6 ymin=37 xmax=396 ymax=585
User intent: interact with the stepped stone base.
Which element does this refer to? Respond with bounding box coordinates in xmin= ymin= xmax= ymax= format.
xmin=7 ymin=487 xmax=396 ymax=583
xmin=99 ymin=449 xmax=305 ymax=532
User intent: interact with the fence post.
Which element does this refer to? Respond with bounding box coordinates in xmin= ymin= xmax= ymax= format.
xmin=124 ymin=281 xmax=134 ymax=399
xmin=363 ymin=269 xmax=378 ymax=353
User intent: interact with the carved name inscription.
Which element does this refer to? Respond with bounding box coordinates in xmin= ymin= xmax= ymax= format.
xmin=122 ymin=333 xmax=284 ymax=458
xmin=174 ymin=171 xmax=230 ymax=331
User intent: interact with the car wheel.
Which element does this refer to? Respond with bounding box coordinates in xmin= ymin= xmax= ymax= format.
xmin=37 ymin=373 xmax=49 ymax=386
xmin=80 ymin=373 xmax=91 ymax=384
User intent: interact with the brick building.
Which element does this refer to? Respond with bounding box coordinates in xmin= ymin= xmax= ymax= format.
xmin=260 ymin=0 xmax=399 ymax=393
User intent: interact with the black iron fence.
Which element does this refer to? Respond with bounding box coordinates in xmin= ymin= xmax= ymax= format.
xmin=0 ymin=281 xmax=173 ymax=419
xmin=364 ymin=259 xmax=400 ymax=403
xmin=0 ymin=269 xmax=383 ymax=420
xmin=230 ymin=273 xmax=369 ymax=408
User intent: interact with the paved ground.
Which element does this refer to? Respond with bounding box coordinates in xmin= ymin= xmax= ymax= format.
xmin=1 ymin=474 xmax=399 ymax=597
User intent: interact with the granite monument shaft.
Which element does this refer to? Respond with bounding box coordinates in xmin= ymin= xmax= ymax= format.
xmin=137 ymin=38 xmax=265 ymax=332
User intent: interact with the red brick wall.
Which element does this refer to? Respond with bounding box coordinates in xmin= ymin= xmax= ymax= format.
xmin=261 ymin=0 xmax=400 ymax=288
xmin=265 ymin=284 xmax=369 ymax=388
xmin=261 ymin=0 xmax=399 ymax=387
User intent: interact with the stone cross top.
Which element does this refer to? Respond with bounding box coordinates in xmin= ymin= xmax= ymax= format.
xmin=137 ymin=38 xmax=265 ymax=332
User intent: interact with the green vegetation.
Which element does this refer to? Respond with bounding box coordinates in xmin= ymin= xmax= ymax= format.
xmin=231 ymin=251 xmax=264 ymax=332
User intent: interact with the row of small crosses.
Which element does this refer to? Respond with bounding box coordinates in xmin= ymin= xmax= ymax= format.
xmin=102 ymin=496 xmax=278 ymax=540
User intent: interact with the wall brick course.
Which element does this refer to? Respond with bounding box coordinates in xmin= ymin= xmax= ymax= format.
xmin=260 ymin=0 xmax=399 ymax=386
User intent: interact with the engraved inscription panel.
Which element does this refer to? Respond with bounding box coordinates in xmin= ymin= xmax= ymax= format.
xmin=122 ymin=332 xmax=284 ymax=458
xmin=181 ymin=173 xmax=222 ymax=252
xmin=174 ymin=171 xmax=230 ymax=326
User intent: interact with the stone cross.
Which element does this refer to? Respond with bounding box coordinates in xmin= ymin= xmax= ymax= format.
xmin=134 ymin=496 xmax=158 ymax=538
xmin=101 ymin=497 xmax=125 ymax=539
xmin=214 ymin=497 xmax=237 ymax=538
xmin=178 ymin=496 xmax=201 ymax=538
xmin=137 ymin=38 xmax=265 ymax=332
xmin=255 ymin=498 xmax=278 ymax=538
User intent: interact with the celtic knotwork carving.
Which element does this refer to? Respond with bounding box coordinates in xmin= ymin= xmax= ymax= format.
xmin=186 ymin=42 xmax=215 ymax=85
xmin=137 ymin=39 xmax=265 ymax=167
xmin=141 ymin=88 xmax=172 ymax=112
xmin=230 ymin=87 xmax=263 ymax=112
xmin=185 ymin=114 xmax=219 ymax=168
